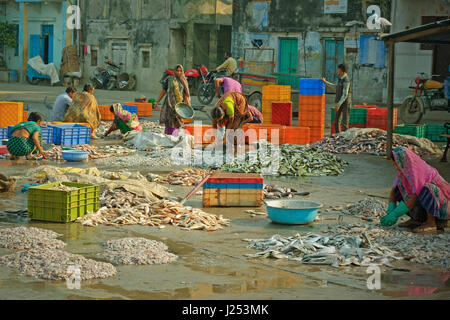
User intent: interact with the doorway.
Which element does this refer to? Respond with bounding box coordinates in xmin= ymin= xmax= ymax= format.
xmin=324 ymin=38 xmax=344 ymax=84
xmin=41 ymin=25 xmax=54 ymax=64
xmin=278 ymin=38 xmax=298 ymax=75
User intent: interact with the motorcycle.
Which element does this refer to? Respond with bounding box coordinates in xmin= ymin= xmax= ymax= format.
xmin=400 ymin=72 xmax=449 ymax=124
xmin=90 ymin=58 xmax=121 ymax=90
xmin=160 ymin=65 xmax=209 ymax=94
xmin=197 ymin=69 xmax=227 ymax=105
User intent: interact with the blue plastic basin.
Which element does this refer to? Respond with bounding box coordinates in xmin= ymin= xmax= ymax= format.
xmin=265 ymin=200 xmax=323 ymax=225
xmin=61 ymin=150 xmax=89 ymax=162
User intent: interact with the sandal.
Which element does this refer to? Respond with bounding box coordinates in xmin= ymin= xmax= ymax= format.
xmin=412 ymin=225 xmax=437 ymax=233
xmin=398 ymin=219 xmax=422 ymax=228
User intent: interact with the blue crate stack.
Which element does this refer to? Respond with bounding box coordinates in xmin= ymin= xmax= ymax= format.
xmin=7 ymin=126 xmax=53 ymax=144
xmin=49 ymin=124 xmax=91 ymax=146
xmin=0 ymin=127 xmax=7 ymax=140
xmin=299 ymin=78 xmax=325 ymax=95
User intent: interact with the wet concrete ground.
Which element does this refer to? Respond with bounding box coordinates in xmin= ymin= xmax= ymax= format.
xmin=0 ymin=151 xmax=449 ymax=300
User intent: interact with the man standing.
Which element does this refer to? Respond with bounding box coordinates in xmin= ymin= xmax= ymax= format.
xmin=51 ymin=87 xmax=77 ymax=121
xmin=214 ymin=77 xmax=242 ymax=98
xmin=322 ymin=64 xmax=352 ymax=134
xmin=214 ymin=51 xmax=237 ymax=77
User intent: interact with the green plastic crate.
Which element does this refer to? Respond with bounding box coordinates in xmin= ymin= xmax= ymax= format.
xmin=331 ymin=108 xmax=367 ymax=125
xmin=28 ymin=182 xmax=100 ymax=222
xmin=425 ymin=124 xmax=446 ymax=142
xmin=394 ymin=124 xmax=427 ymax=138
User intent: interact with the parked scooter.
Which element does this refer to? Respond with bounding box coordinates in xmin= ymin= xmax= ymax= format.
xmin=400 ymin=72 xmax=449 ymax=124
xmin=90 ymin=58 xmax=121 ymax=90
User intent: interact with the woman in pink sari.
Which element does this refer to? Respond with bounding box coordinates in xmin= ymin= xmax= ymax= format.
xmin=381 ymin=147 xmax=449 ymax=233
xmin=104 ymin=103 xmax=142 ymax=137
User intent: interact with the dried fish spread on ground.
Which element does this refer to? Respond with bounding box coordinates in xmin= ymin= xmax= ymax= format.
xmin=326 ymin=198 xmax=388 ymax=218
xmin=98 ymin=238 xmax=177 ymax=265
xmin=76 ymin=188 xmax=230 ymax=231
xmin=217 ymin=144 xmax=347 ymax=176
xmin=244 ymin=232 xmax=403 ymax=268
xmin=149 ymin=168 xmax=209 ymax=186
xmin=0 ymin=227 xmax=66 ymax=251
xmin=0 ymin=248 xmax=117 ymax=280
xmin=313 ymin=129 xmax=442 ymax=157
xmin=47 ymin=144 xmax=113 ymax=161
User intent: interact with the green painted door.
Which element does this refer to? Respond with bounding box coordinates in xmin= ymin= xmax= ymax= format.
xmin=278 ymin=38 xmax=298 ymax=88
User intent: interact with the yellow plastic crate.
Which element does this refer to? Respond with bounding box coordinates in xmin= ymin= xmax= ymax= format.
xmin=203 ymin=189 xmax=263 ymax=207
xmin=0 ymin=101 xmax=23 ymax=127
xmin=51 ymin=121 xmax=90 ymax=127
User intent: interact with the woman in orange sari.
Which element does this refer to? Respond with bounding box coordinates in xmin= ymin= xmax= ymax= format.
xmin=63 ymin=83 xmax=101 ymax=138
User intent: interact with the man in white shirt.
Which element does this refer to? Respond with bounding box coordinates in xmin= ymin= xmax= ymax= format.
xmin=51 ymin=87 xmax=77 ymax=121
xmin=322 ymin=64 xmax=352 ymax=134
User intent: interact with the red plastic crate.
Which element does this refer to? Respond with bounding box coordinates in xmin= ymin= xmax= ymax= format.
xmin=0 ymin=145 xmax=8 ymax=155
xmin=331 ymin=123 xmax=366 ymax=135
xmin=271 ymin=101 xmax=292 ymax=126
xmin=366 ymin=108 xmax=397 ymax=131
xmin=285 ymin=126 xmax=310 ymax=145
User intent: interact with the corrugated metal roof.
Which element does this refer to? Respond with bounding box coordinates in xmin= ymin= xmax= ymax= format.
xmin=382 ymin=19 xmax=450 ymax=44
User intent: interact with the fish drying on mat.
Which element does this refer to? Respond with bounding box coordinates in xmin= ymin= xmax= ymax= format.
xmin=0 ymin=248 xmax=117 ymax=280
xmin=148 ymin=168 xmax=209 ymax=186
xmin=0 ymin=227 xmax=66 ymax=251
xmin=243 ymin=231 xmax=403 ymax=268
xmin=97 ymin=237 xmax=178 ymax=265
xmin=76 ymin=188 xmax=230 ymax=231
xmin=216 ymin=143 xmax=347 ymax=176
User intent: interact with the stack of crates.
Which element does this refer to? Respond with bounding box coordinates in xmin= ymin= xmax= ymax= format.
xmin=298 ymin=79 xmax=325 ymax=143
xmin=49 ymin=124 xmax=91 ymax=146
xmin=262 ymin=85 xmax=291 ymax=124
xmin=425 ymin=124 xmax=446 ymax=142
xmin=284 ymin=126 xmax=310 ymax=145
xmin=0 ymin=102 xmax=23 ymax=127
xmin=366 ymin=107 xmax=397 ymax=131
xmin=203 ymin=173 xmax=263 ymax=207
xmin=394 ymin=124 xmax=427 ymax=138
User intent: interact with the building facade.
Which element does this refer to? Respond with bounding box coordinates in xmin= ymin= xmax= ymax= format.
xmin=232 ymin=0 xmax=391 ymax=103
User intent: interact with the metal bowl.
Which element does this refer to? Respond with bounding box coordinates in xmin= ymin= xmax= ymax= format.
xmin=265 ymin=200 xmax=323 ymax=225
xmin=175 ymin=102 xmax=194 ymax=119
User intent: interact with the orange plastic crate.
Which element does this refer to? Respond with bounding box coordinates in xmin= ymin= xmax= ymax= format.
xmin=298 ymin=95 xmax=325 ymax=112
xmin=185 ymin=124 xmax=215 ymax=144
xmin=123 ymin=102 xmax=153 ymax=117
xmin=262 ymin=85 xmax=291 ymax=101
xmin=0 ymin=102 xmax=23 ymax=127
xmin=245 ymin=124 xmax=285 ymax=145
xmin=285 ymin=126 xmax=310 ymax=145
xmin=183 ymin=118 xmax=193 ymax=124
xmin=98 ymin=105 xmax=114 ymax=121
xmin=23 ymin=110 xmax=28 ymax=121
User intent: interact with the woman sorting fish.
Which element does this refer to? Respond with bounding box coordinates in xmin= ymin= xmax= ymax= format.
xmin=155 ymin=64 xmax=191 ymax=136
xmin=104 ymin=104 xmax=143 ymax=137
xmin=63 ymin=83 xmax=101 ymax=139
xmin=7 ymin=112 xmax=50 ymax=159
xmin=380 ymin=146 xmax=449 ymax=233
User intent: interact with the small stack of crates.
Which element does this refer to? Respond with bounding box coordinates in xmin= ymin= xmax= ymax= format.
xmin=298 ymin=79 xmax=325 ymax=143
xmin=123 ymin=101 xmax=153 ymax=117
xmin=0 ymin=102 xmax=23 ymax=127
xmin=203 ymin=173 xmax=263 ymax=207
xmin=262 ymin=85 xmax=291 ymax=124
xmin=425 ymin=124 xmax=446 ymax=142
xmin=366 ymin=107 xmax=397 ymax=131
xmin=394 ymin=124 xmax=427 ymax=138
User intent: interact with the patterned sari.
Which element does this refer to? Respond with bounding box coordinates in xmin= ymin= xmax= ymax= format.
xmin=63 ymin=92 xmax=101 ymax=132
xmin=112 ymin=103 xmax=142 ymax=133
xmin=392 ymin=147 xmax=449 ymax=221
xmin=214 ymin=91 xmax=250 ymax=129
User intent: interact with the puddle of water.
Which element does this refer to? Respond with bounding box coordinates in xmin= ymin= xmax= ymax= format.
xmin=380 ymin=271 xmax=450 ymax=297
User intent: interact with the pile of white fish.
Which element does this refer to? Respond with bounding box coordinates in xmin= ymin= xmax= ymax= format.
xmin=94 ymin=150 xmax=174 ymax=168
xmin=97 ymin=238 xmax=178 ymax=265
xmin=325 ymin=198 xmax=388 ymax=218
xmin=0 ymin=248 xmax=117 ymax=280
xmin=313 ymin=130 xmax=441 ymax=157
xmin=218 ymin=144 xmax=347 ymax=176
xmin=243 ymin=231 xmax=403 ymax=268
xmin=0 ymin=227 xmax=66 ymax=251
xmin=76 ymin=188 xmax=230 ymax=231
xmin=148 ymin=168 xmax=209 ymax=186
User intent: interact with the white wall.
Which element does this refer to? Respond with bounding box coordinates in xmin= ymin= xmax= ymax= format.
xmin=391 ymin=0 xmax=450 ymax=103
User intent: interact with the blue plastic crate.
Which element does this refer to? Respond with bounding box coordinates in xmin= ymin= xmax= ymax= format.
xmin=7 ymin=126 xmax=53 ymax=144
xmin=299 ymin=78 xmax=325 ymax=95
xmin=49 ymin=124 xmax=91 ymax=146
xmin=0 ymin=127 xmax=7 ymax=140
xmin=122 ymin=104 xmax=138 ymax=114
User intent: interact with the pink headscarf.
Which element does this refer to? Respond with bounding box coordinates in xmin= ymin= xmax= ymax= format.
xmin=392 ymin=147 xmax=444 ymax=196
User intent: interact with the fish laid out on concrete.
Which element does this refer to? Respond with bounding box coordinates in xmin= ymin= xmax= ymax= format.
xmin=263 ymin=184 xmax=310 ymax=199
xmin=243 ymin=231 xmax=403 ymax=268
xmin=0 ymin=226 xmax=66 ymax=251
xmin=97 ymin=237 xmax=178 ymax=265
xmin=148 ymin=168 xmax=210 ymax=186
xmin=76 ymin=188 xmax=230 ymax=231
xmin=323 ymin=198 xmax=388 ymax=219
xmin=47 ymin=144 xmax=114 ymax=161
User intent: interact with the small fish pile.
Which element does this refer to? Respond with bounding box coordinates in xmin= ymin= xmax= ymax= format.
xmin=324 ymin=198 xmax=388 ymax=218
xmin=243 ymin=232 xmax=403 ymax=268
xmin=140 ymin=120 xmax=165 ymax=134
xmin=99 ymin=145 xmax=137 ymax=156
xmin=149 ymin=168 xmax=209 ymax=186
xmin=47 ymin=145 xmax=113 ymax=161
xmin=48 ymin=182 xmax=80 ymax=191
xmin=97 ymin=238 xmax=178 ymax=265
xmin=218 ymin=144 xmax=347 ymax=176
xmin=0 ymin=248 xmax=117 ymax=280
xmin=264 ymin=184 xmax=310 ymax=199
xmin=76 ymin=188 xmax=230 ymax=231
xmin=0 ymin=227 xmax=66 ymax=251
xmin=329 ymin=223 xmax=450 ymax=270
xmin=313 ymin=130 xmax=442 ymax=157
